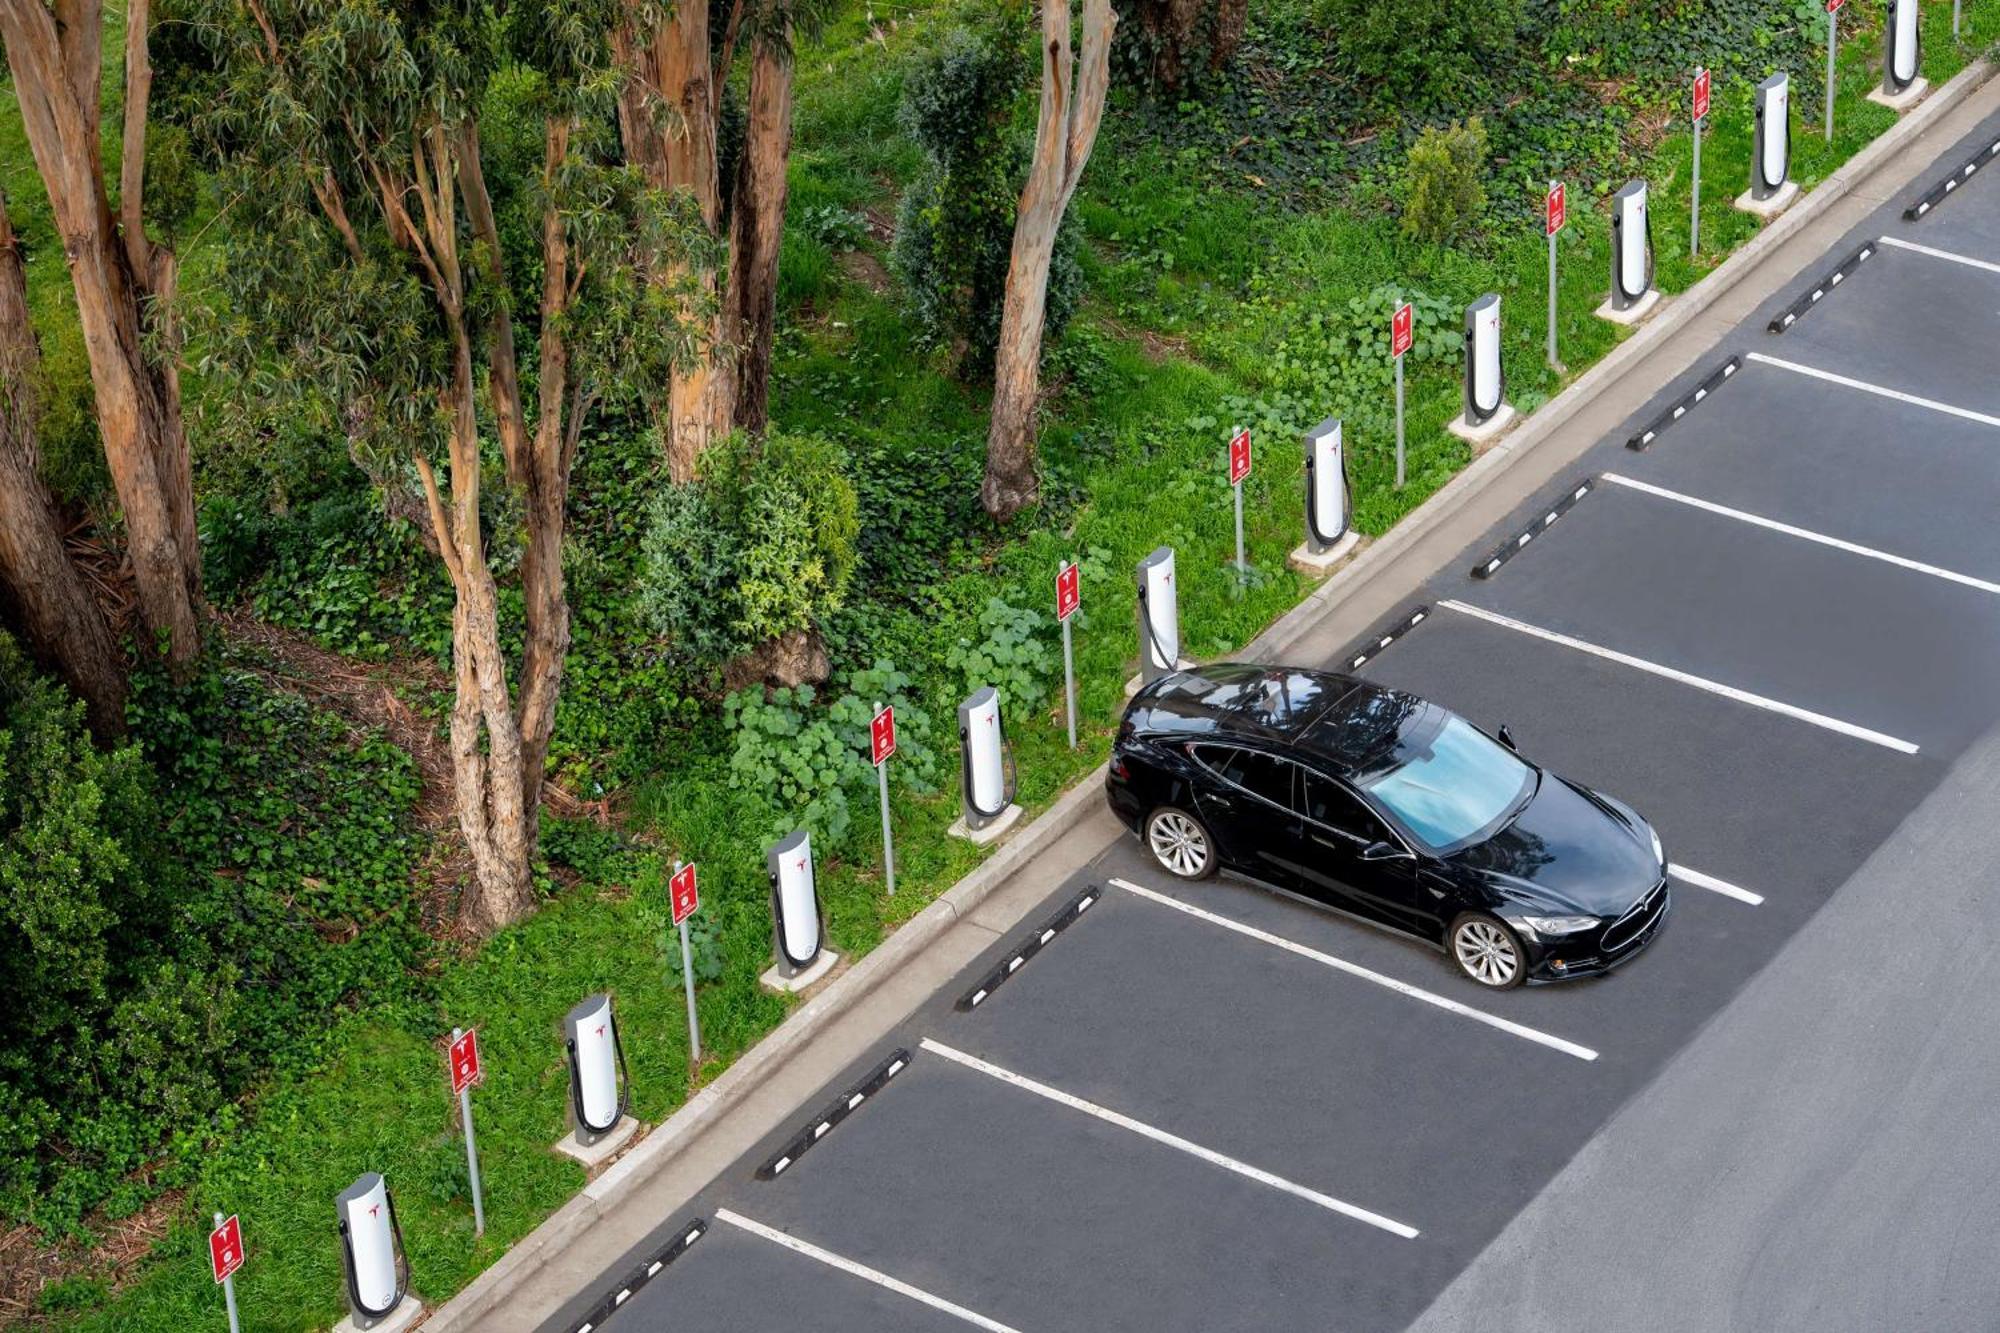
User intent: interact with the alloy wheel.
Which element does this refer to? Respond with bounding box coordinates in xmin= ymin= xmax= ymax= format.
xmin=1148 ymin=810 xmax=1211 ymax=878
xmin=1454 ymin=918 xmax=1520 ymax=987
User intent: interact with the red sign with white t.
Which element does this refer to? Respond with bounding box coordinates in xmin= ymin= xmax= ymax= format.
xmin=448 ymin=1028 xmax=483 ymax=1096
xmin=1692 ymin=67 xmax=1711 ymax=122
xmin=1055 ymin=562 xmax=1080 ymax=622
xmin=1545 ymin=182 xmax=1566 ymax=236
xmin=1228 ymin=428 xmax=1251 ymax=486
xmin=670 ymin=861 xmax=699 ymax=926
xmin=210 ymin=1214 xmax=244 ymax=1284
xmin=1826 ymin=0 xmax=1843 ymax=12
xmin=1391 ymin=303 xmax=1414 ymax=358
xmin=870 ymin=704 xmax=896 ymax=767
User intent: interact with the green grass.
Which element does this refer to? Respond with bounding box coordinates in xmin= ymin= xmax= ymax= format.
xmin=29 ymin=0 xmax=2000 ymax=1325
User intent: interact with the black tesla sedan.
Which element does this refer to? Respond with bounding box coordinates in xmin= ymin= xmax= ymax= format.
xmin=1107 ymin=663 xmax=1669 ymax=988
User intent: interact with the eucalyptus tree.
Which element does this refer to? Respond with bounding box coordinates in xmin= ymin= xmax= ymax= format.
xmin=0 ymin=0 xmax=204 ymax=666
xmin=190 ymin=0 xmax=710 ymax=933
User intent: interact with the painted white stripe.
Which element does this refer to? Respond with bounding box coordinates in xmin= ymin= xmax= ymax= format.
xmin=1878 ymin=234 xmax=2000 ymax=276
xmin=1747 ymin=353 xmax=2000 ymax=432
xmin=1437 ymin=600 xmax=1920 ymax=755
xmin=920 ymin=1037 xmax=1420 ymax=1237
xmin=1668 ymin=863 xmax=1764 ymax=906
xmin=716 ymin=1209 xmax=1025 ymax=1333
xmin=1108 ymin=877 xmax=1597 ymax=1061
xmin=1601 ymin=473 xmax=2000 ymax=597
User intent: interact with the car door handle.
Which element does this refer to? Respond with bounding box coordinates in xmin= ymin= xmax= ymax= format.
xmin=1311 ymin=834 xmax=1356 ymax=851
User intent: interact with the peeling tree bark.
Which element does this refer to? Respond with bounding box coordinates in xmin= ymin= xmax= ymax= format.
xmin=0 ymin=0 xmax=203 ymax=666
xmin=983 ymin=0 xmax=1116 ymax=522
xmin=0 ymin=188 xmax=126 ymax=736
xmin=725 ymin=29 xmax=796 ymax=435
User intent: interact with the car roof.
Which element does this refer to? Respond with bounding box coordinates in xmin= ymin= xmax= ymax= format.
xmin=1132 ymin=663 xmax=1434 ymax=774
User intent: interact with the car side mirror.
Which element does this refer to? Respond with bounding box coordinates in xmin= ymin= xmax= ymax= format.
xmin=1361 ymin=841 xmax=1410 ymax=863
xmin=1497 ymin=724 xmax=1518 ymax=752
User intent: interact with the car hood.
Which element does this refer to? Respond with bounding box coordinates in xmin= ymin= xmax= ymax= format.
xmin=1449 ymin=775 xmax=1661 ymax=916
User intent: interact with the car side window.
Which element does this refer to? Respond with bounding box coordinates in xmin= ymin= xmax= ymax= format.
xmin=1222 ymin=750 xmax=1296 ymax=810
xmin=1301 ymin=771 xmax=1388 ymax=843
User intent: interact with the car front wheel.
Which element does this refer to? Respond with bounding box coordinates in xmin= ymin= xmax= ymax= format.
xmin=1145 ymin=806 xmax=1217 ymax=881
xmin=1450 ymin=913 xmax=1526 ymax=989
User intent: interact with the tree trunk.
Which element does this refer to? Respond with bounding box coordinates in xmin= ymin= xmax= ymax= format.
xmin=0 ymin=0 xmax=203 ymax=667
xmin=982 ymin=0 xmax=1116 ymax=522
xmin=726 ymin=30 xmax=795 ymax=435
xmin=0 ymin=188 xmax=126 ymax=736
xmin=615 ymin=0 xmax=732 ymax=480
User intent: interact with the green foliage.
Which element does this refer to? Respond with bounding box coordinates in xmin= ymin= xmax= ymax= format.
xmin=946 ymin=597 xmax=1059 ymax=714
xmin=638 ymin=432 xmax=860 ymax=663
xmin=721 ymin=661 xmax=939 ymax=850
xmin=1402 ymin=118 xmax=1489 ymax=246
xmin=890 ymin=19 xmax=1083 ymax=373
xmin=1319 ymin=0 xmax=1525 ymax=112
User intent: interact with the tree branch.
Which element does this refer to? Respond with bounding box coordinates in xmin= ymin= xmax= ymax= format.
xmin=1060 ymin=0 xmax=1116 ymax=207
xmin=119 ymin=0 xmax=154 ymax=279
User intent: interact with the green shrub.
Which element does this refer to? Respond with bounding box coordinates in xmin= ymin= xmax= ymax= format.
xmin=946 ymin=597 xmax=1059 ymax=714
xmin=721 ymin=661 xmax=939 ymax=850
xmin=1318 ymin=0 xmax=1523 ymax=111
xmin=890 ymin=20 xmax=1083 ymax=374
xmin=638 ymin=432 xmax=860 ymax=666
xmin=1402 ymin=118 xmax=1489 ymax=247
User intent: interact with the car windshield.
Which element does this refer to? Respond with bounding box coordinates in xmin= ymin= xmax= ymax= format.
xmin=1355 ymin=713 xmax=1533 ymax=851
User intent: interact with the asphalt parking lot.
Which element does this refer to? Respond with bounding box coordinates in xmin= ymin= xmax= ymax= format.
xmin=546 ymin=107 xmax=2000 ymax=1333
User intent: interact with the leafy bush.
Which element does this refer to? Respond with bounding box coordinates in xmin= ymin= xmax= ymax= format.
xmin=638 ymin=432 xmax=860 ymax=666
xmin=946 ymin=597 xmax=1059 ymax=714
xmin=1318 ymin=0 xmax=1523 ymax=111
xmin=890 ymin=20 xmax=1083 ymax=374
xmin=1402 ymin=118 xmax=1488 ymax=246
xmin=721 ymin=661 xmax=939 ymax=850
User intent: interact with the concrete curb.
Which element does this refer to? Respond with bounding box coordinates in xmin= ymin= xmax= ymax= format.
xmin=416 ymin=55 xmax=1992 ymax=1332
xmin=1252 ymin=55 xmax=1995 ymax=663
xmin=419 ymin=763 xmax=1110 ymax=1330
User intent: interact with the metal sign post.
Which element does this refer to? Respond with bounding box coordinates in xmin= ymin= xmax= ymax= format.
xmin=1545 ymin=181 xmax=1565 ymax=369
xmin=210 ymin=1212 xmax=243 ymax=1333
xmin=1228 ymin=427 xmax=1251 ymax=578
xmin=1691 ymin=67 xmax=1710 ymax=256
xmin=1391 ymin=302 xmax=1413 ymax=489
xmin=669 ymin=863 xmax=702 ymax=1061
xmin=448 ymin=1028 xmax=486 ymax=1234
xmin=1826 ymin=0 xmax=1843 ymax=142
xmin=869 ymin=708 xmax=896 ymax=895
xmin=1055 ymin=561 xmax=1080 ymax=750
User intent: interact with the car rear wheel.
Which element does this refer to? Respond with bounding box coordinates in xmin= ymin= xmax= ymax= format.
xmin=1450 ymin=913 xmax=1525 ymax=989
xmin=1145 ymin=806 xmax=1217 ymax=881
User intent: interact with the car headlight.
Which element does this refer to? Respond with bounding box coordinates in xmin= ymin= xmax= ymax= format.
xmin=1649 ymin=826 xmax=1664 ymax=867
xmin=1506 ymin=913 xmax=1599 ymax=941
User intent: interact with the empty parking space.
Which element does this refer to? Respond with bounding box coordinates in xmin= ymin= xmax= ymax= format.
xmin=1610 ymin=365 xmax=2000 ymax=585
xmin=1452 ymin=482 xmax=2000 ymax=757
xmin=1899 ymin=134 xmax=2000 ymax=257
xmin=1774 ymin=244 xmax=2000 ymax=415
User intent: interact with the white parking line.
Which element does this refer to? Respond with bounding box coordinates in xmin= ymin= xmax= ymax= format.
xmin=1107 ymin=877 xmax=1598 ymax=1061
xmin=1877 ymin=234 xmax=2000 ymax=276
xmin=715 ymin=1209 xmax=1025 ymax=1333
xmin=1746 ymin=353 xmax=2000 ymax=432
xmin=920 ymin=1037 xmax=1420 ymax=1238
xmin=1600 ymin=474 xmax=2000 ymax=597
xmin=1669 ymin=863 xmax=1763 ymax=906
xmin=1436 ymin=600 xmax=1921 ymax=755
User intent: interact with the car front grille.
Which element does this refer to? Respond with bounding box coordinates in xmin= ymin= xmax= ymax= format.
xmin=1600 ymin=878 xmax=1668 ymax=953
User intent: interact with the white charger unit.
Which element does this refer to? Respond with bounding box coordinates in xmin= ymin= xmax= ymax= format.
xmin=1135 ymin=546 xmax=1180 ymax=684
xmin=1885 ymin=0 xmax=1920 ymax=95
xmin=1609 ymin=180 xmax=1654 ymax=311
xmin=1753 ymin=73 xmax=1791 ymax=200
xmin=767 ymin=829 xmax=822 ymax=975
xmin=335 ymin=1172 xmax=407 ymax=1328
xmin=958 ymin=687 xmax=1013 ymax=830
xmin=1464 ymin=294 xmax=1504 ymax=425
xmin=563 ymin=992 xmax=628 ymax=1146
xmin=1304 ymin=417 xmax=1349 ymax=553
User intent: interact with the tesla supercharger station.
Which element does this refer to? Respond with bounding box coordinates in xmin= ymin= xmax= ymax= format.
xmin=1289 ymin=416 xmax=1358 ymax=575
xmin=1598 ymin=180 xmax=1658 ymax=325
xmin=561 ymin=992 xmax=632 ymax=1152
xmin=1739 ymin=73 xmax=1798 ymax=216
xmin=1449 ymin=294 xmax=1513 ymax=442
xmin=762 ymin=828 xmax=837 ymax=992
xmin=1872 ymin=0 xmax=1925 ymax=108
xmin=950 ymin=686 xmax=1021 ymax=843
xmin=334 ymin=1173 xmax=417 ymax=1331
xmin=1130 ymin=546 xmax=1185 ymax=695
